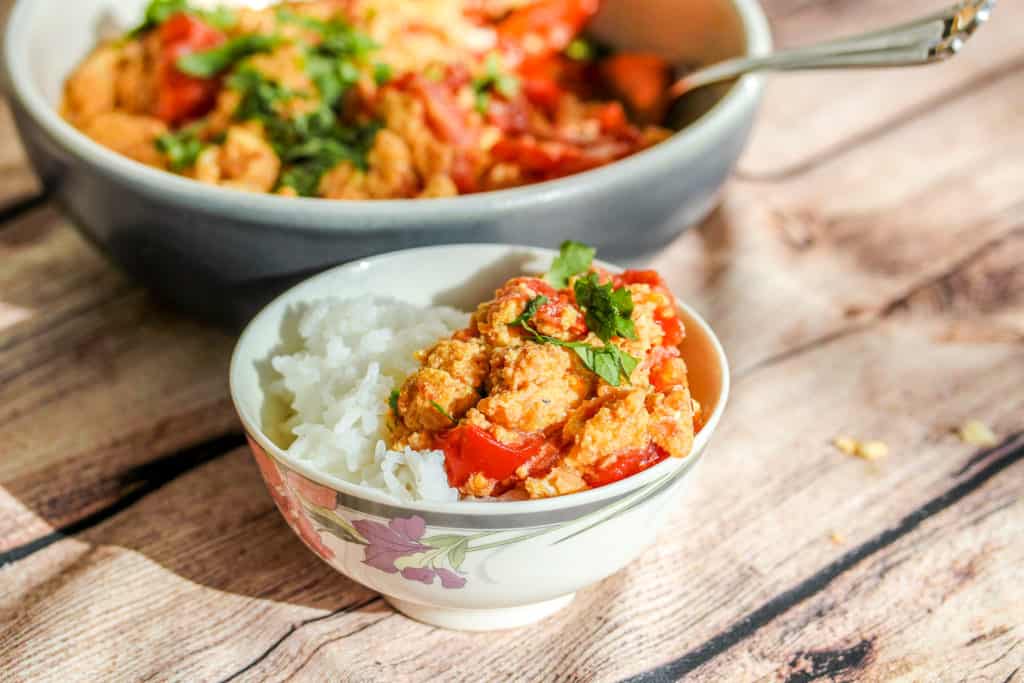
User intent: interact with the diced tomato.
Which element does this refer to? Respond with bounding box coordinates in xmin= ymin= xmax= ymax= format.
xmin=517 ymin=57 xmax=566 ymax=112
xmin=597 ymin=101 xmax=629 ymax=136
xmin=615 ymin=269 xmax=667 ymax=289
xmin=502 ymin=276 xmax=558 ymax=299
xmin=649 ymin=350 xmax=687 ymax=393
xmin=491 ymin=136 xmax=629 ymax=179
xmin=435 ymin=426 xmax=545 ymax=487
xmin=599 ymin=53 xmax=671 ymax=123
xmin=656 ymin=310 xmax=685 ymax=347
xmin=498 ymin=0 xmax=600 ymax=60
xmin=401 ymin=75 xmax=475 ymax=146
xmin=156 ymin=13 xmax=226 ymax=124
xmin=584 ymin=443 xmax=668 ymax=487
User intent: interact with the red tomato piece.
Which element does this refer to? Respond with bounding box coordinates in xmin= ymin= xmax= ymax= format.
xmin=436 ymin=426 xmax=545 ymax=487
xmin=518 ymin=57 xmax=566 ymax=111
xmin=599 ymin=53 xmax=671 ymax=123
xmin=584 ymin=443 xmax=668 ymax=487
xmin=411 ymin=77 xmax=474 ymax=146
xmin=656 ymin=310 xmax=685 ymax=347
xmin=498 ymin=0 xmax=600 ymax=59
xmin=156 ymin=13 xmax=226 ymax=124
xmin=649 ymin=350 xmax=687 ymax=393
xmin=615 ymin=269 xmax=667 ymax=289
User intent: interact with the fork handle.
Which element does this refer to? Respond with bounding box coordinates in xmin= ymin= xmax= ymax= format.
xmin=671 ymin=0 xmax=996 ymax=96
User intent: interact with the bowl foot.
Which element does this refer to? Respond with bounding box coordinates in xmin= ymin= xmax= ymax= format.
xmin=385 ymin=593 xmax=575 ymax=631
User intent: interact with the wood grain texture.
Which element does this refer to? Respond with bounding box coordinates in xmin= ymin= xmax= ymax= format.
xmin=1 ymin=0 xmax=1023 ymax=680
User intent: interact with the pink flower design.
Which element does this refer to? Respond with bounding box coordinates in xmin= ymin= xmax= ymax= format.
xmin=352 ymin=516 xmax=467 ymax=589
xmin=247 ymin=435 xmax=335 ymax=560
xmin=352 ymin=516 xmax=430 ymax=574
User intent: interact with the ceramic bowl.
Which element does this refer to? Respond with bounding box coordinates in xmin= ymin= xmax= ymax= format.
xmin=2 ymin=0 xmax=770 ymax=325
xmin=229 ymin=244 xmax=730 ymax=630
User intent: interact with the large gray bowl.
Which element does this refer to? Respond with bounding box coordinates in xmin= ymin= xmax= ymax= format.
xmin=2 ymin=0 xmax=770 ymax=324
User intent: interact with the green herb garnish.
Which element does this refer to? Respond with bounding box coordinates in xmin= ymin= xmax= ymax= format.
xmin=472 ymin=53 xmax=520 ymax=114
xmin=574 ymin=272 xmax=637 ymax=341
xmin=373 ymin=62 xmax=393 ymax=85
xmin=510 ymin=295 xmax=549 ymax=327
xmin=565 ymin=38 xmax=595 ymax=61
xmin=227 ymin=68 xmax=380 ymax=196
xmin=177 ymin=35 xmax=279 ymax=78
xmin=430 ymin=401 xmax=457 ymax=424
xmin=511 ymin=294 xmax=640 ymax=387
xmin=155 ymin=126 xmax=205 ymax=171
xmin=545 ymin=240 xmax=596 ymax=288
xmin=129 ymin=0 xmax=236 ymax=37
xmin=388 ymin=389 xmax=400 ymax=414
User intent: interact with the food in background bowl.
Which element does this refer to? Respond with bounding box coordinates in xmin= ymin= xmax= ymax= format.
xmin=62 ymin=0 xmax=677 ymax=198
xmin=271 ymin=242 xmax=702 ymax=502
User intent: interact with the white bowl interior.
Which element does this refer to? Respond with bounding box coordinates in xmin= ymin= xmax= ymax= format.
xmin=230 ymin=244 xmax=730 ymax=514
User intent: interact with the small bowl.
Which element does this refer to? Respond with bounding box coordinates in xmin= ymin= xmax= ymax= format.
xmin=229 ymin=244 xmax=730 ymax=630
xmin=2 ymin=0 xmax=771 ymax=325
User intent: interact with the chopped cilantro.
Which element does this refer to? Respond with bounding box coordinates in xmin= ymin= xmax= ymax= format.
xmin=472 ymin=53 xmax=520 ymax=114
xmin=227 ymin=68 xmax=380 ymax=196
xmin=545 ymin=240 xmax=596 ymax=288
xmin=511 ymin=295 xmax=548 ymax=327
xmin=511 ymin=295 xmax=640 ymax=387
xmin=155 ymin=127 xmax=205 ymax=171
xmin=565 ymin=38 xmax=594 ymax=61
xmin=373 ymin=62 xmax=393 ymax=85
xmin=388 ymin=389 xmax=400 ymax=414
xmin=430 ymin=401 xmax=457 ymax=424
xmin=129 ymin=0 xmax=236 ymax=36
xmin=177 ymin=35 xmax=279 ymax=78
xmin=573 ymin=272 xmax=637 ymax=341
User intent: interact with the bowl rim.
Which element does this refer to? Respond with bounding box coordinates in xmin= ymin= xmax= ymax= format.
xmin=2 ymin=0 xmax=772 ymax=228
xmin=229 ymin=243 xmax=732 ymax=516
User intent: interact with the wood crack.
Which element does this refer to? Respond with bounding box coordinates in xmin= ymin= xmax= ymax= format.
xmin=282 ymin=613 xmax=395 ymax=683
xmin=0 ymin=432 xmax=245 ymax=567
xmin=0 ymin=191 xmax=49 ymax=228
xmin=216 ymin=596 xmax=385 ymax=683
xmin=616 ymin=433 xmax=1024 ymax=683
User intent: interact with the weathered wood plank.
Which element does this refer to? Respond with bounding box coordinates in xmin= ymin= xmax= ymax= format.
xmin=2 ymin=315 xmax=1020 ymax=681
xmin=740 ymin=0 xmax=1024 ymax=178
xmin=690 ymin=449 xmax=1024 ymax=682
xmin=0 ymin=217 xmax=238 ymax=552
xmin=0 ymin=99 xmax=39 ymax=211
xmin=0 ymin=1 xmax=1021 ymax=680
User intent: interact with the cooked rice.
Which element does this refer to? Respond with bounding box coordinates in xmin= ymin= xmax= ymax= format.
xmin=270 ymin=296 xmax=468 ymax=502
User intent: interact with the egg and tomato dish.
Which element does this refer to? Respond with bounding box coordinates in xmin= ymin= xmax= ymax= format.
xmin=62 ymin=0 xmax=675 ymax=199
xmin=387 ymin=242 xmax=703 ymax=499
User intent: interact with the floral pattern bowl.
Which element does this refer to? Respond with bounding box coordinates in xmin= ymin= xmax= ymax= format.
xmin=229 ymin=244 xmax=730 ymax=631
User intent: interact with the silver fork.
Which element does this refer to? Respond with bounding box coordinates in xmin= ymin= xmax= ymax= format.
xmin=671 ymin=0 xmax=996 ymax=97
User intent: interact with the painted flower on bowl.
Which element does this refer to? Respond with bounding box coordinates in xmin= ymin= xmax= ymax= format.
xmin=352 ymin=516 xmax=468 ymax=589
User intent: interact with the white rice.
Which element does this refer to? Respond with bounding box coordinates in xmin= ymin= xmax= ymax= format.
xmin=270 ymin=296 xmax=469 ymax=502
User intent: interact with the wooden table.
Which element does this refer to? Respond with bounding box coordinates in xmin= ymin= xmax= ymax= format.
xmin=2 ymin=1 xmax=1022 ymax=680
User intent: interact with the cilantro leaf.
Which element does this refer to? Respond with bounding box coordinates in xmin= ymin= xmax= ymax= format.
xmin=573 ymin=272 xmax=637 ymax=342
xmin=510 ymin=294 xmax=639 ymax=386
xmin=431 ymin=401 xmax=457 ymax=424
xmin=129 ymin=0 xmax=236 ymax=36
xmin=227 ymin=68 xmax=380 ymax=196
xmin=388 ymin=389 xmax=400 ymax=414
xmin=546 ymin=240 xmax=596 ymax=288
xmin=155 ymin=127 xmax=205 ymax=171
xmin=373 ymin=62 xmax=393 ymax=85
xmin=472 ymin=53 xmax=520 ymax=114
xmin=511 ymin=296 xmax=548 ymax=327
xmin=177 ymin=35 xmax=279 ymax=78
